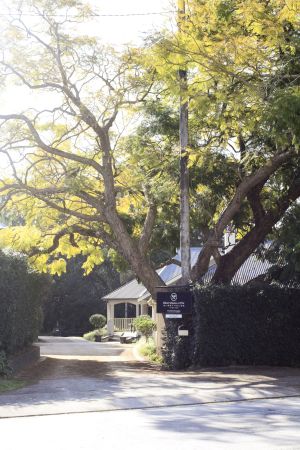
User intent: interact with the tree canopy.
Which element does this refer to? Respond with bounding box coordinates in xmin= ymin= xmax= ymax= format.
xmin=145 ymin=0 xmax=300 ymax=282
xmin=0 ymin=0 xmax=299 ymax=291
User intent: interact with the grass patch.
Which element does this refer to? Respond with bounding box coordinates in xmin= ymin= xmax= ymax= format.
xmin=136 ymin=337 xmax=163 ymax=364
xmin=0 ymin=378 xmax=26 ymax=393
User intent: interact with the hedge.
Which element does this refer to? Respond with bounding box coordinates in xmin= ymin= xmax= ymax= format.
xmin=42 ymin=257 xmax=120 ymax=336
xmin=162 ymin=284 xmax=300 ymax=370
xmin=0 ymin=251 xmax=50 ymax=355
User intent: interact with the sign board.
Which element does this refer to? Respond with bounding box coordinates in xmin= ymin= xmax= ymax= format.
xmin=178 ymin=329 xmax=189 ymax=336
xmin=156 ymin=287 xmax=192 ymax=315
xmin=166 ymin=314 xmax=182 ymax=319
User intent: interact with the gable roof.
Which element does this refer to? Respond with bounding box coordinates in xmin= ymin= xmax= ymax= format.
xmin=102 ymin=247 xmax=273 ymax=302
xmin=102 ymin=248 xmax=202 ymax=301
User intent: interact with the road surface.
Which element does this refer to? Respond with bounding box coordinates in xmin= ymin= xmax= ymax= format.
xmin=0 ymin=336 xmax=300 ymax=449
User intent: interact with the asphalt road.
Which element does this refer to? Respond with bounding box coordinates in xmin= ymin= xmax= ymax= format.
xmin=1 ymin=336 xmax=300 ymax=449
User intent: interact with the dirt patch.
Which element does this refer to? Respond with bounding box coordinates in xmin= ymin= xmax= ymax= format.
xmin=17 ymin=355 xmax=159 ymax=382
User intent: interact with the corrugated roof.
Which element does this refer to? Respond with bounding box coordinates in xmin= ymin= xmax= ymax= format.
xmin=202 ymin=254 xmax=273 ymax=285
xmin=157 ymin=247 xmax=202 ymax=285
xmin=103 ymin=247 xmax=273 ymax=301
xmin=102 ymin=248 xmax=202 ymax=301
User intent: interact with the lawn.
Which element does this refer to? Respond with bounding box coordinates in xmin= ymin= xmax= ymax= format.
xmin=0 ymin=379 xmax=26 ymax=393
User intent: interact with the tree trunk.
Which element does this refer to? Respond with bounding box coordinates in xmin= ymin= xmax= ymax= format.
xmin=100 ymin=130 xmax=164 ymax=297
xmin=104 ymin=207 xmax=164 ymax=297
xmin=212 ymin=182 xmax=300 ymax=284
xmin=212 ymin=216 xmax=275 ymax=284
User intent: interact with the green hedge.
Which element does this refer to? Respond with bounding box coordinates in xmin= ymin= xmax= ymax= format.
xmin=163 ymin=285 xmax=300 ymax=370
xmin=0 ymin=251 xmax=49 ymax=355
xmin=42 ymin=257 xmax=120 ymax=336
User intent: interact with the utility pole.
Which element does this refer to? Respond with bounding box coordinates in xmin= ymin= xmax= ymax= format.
xmin=178 ymin=0 xmax=191 ymax=283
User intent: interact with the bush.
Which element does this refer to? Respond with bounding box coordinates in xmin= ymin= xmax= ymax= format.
xmin=89 ymin=314 xmax=106 ymax=330
xmin=0 ymin=251 xmax=50 ymax=355
xmin=163 ymin=284 xmax=300 ymax=370
xmin=83 ymin=328 xmax=106 ymax=342
xmin=0 ymin=350 xmax=10 ymax=377
xmin=136 ymin=337 xmax=162 ymax=364
xmin=133 ymin=315 xmax=156 ymax=341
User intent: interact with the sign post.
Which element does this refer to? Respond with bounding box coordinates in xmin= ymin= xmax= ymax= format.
xmin=156 ymin=285 xmax=193 ymax=317
xmin=155 ymin=285 xmax=193 ymax=347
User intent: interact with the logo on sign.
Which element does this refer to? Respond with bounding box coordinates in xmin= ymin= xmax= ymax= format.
xmin=170 ymin=292 xmax=178 ymax=302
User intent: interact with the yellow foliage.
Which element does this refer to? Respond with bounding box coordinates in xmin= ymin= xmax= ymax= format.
xmin=81 ymin=249 xmax=104 ymax=275
xmin=0 ymin=226 xmax=41 ymax=252
xmin=31 ymin=254 xmax=49 ymax=273
xmin=48 ymin=258 xmax=67 ymax=276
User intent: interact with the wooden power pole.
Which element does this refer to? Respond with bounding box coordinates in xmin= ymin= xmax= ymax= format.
xmin=178 ymin=0 xmax=191 ymax=283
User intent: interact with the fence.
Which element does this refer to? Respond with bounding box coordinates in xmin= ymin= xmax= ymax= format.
xmin=114 ymin=318 xmax=135 ymax=331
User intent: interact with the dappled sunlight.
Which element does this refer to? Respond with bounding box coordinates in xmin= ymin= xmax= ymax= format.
xmin=0 ymin=337 xmax=300 ymax=448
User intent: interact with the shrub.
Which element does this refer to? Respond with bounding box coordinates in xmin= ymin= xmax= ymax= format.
xmin=137 ymin=337 xmax=162 ymax=364
xmin=133 ymin=315 xmax=156 ymax=341
xmin=83 ymin=329 xmax=105 ymax=342
xmin=89 ymin=314 xmax=106 ymax=330
xmin=0 ymin=350 xmax=11 ymax=377
xmin=0 ymin=251 xmax=50 ymax=355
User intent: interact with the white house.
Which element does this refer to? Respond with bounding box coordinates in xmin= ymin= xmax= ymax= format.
xmin=102 ymin=246 xmax=272 ymax=339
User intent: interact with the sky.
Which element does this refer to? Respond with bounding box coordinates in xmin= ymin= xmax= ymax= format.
xmin=0 ymin=0 xmax=175 ymax=110
xmin=87 ymin=0 xmax=175 ymax=46
xmin=0 ymin=0 xmax=176 ymax=168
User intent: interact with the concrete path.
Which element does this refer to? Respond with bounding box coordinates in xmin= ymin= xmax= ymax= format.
xmin=1 ymin=336 xmax=300 ymax=449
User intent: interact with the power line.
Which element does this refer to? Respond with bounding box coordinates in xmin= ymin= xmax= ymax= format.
xmin=0 ymin=10 xmax=176 ymax=18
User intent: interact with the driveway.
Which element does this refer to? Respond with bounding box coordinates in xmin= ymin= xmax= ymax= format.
xmin=1 ymin=336 xmax=300 ymax=449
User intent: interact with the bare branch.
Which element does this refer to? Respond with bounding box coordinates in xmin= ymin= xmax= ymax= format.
xmin=0 ymin=114 xmax=104 ymax=174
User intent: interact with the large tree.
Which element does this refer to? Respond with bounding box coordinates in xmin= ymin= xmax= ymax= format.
xmin=145 ymin=0 xmax=300 ymax=283
xmin=0 ymin=0 xmax=168 ymax=295
xmin=0 ymin=0 xmax=299 ymax=290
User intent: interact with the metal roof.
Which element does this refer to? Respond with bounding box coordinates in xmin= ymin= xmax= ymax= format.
xmin=103 ymin=247 xmax=273 ymax=301
xmin=202 ymin=254 xmax=273 ymax=285
xmin=102 ymin=277 xmax=149 ymax=301
xmin=102 ymin=248 xmax=202 ymax=301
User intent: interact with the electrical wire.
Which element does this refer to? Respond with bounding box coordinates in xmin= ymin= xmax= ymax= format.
xmin=0 ymin=10 xmax=176 ymax=17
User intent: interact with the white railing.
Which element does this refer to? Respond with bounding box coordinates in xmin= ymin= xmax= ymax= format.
xmin=114 ymin=318 xmax=135 ymax=331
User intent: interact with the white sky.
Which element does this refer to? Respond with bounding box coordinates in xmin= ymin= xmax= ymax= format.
xmin=89 ymin=0 xmax=175 ymax=46
xmin=0 ymin=0 xmax=175 ymax=109
xmin=0 ymin=0 xmax=176 ymax=168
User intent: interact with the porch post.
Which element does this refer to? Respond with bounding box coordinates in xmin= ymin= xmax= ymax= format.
xmin=107 ymin=301 xmax=114 ymax=337
xmin=136 ymin=303 xmax=139 ymax=317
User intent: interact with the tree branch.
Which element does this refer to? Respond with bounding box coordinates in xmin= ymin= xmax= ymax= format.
xmin=138 ymin=201 xmax=157 ymax=255
xmin=216 ymin=150 xmax=293 ymax=237
xmin=212 ymin=177 xmax=300 ymax=283
xmin=247 ymin=183 xmax=266 ymax=226
xmin=0 ymin=114 xmax=104 ymax=174
xmin=191 ymin=150 xmax=294 ymax=281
